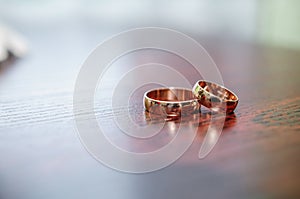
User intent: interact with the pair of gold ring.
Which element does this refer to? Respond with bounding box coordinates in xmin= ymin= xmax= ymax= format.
xmin=144 ymin=80 xmax=238 ymax=117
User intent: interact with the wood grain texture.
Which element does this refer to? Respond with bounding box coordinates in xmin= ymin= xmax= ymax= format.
xmin=0 ymin=25 xmax=299 ymax=199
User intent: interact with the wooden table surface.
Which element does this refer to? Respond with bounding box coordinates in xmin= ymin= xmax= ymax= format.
xmin=0 ymin=24 xmax=299 ymax=199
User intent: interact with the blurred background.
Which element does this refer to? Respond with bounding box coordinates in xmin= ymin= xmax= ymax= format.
xmin=1 ymin=0 xmax=300 ymax=50
xmin=1 ymin=0 xmax=299 ymax=98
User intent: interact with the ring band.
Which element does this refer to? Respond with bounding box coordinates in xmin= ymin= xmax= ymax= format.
xmin=144 ymin=87 xmax=200 ymax=117
xmin=192 ymin=80 xmax=238 ymax=113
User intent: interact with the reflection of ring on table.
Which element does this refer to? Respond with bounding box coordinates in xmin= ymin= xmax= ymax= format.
xmin=144 ymin=87 xmax=200 ymax=118
xmin=192 ymin=80 xmax=238 ymax=113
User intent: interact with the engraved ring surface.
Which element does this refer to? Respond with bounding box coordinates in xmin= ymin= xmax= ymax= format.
xmin=192 ymin=80 xmax=238 ymax=113
xmin=144 ymin=87 xmax=200 ymax=117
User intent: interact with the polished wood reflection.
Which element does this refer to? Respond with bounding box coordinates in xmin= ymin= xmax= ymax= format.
xmin=0 ymin=26 xmax=299 ymax=199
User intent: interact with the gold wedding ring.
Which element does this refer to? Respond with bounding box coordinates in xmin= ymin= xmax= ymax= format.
xmin=144 ymin=87 xmax=200 ymax=117
xmin=192 ymin=80 xmax=238 ymax=113
xmin=143 ymin=81 xmax=238 ymax=117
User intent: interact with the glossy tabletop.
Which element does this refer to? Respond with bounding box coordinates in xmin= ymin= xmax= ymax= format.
xmin=0 ymin=25 xmax=299 ymax=199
